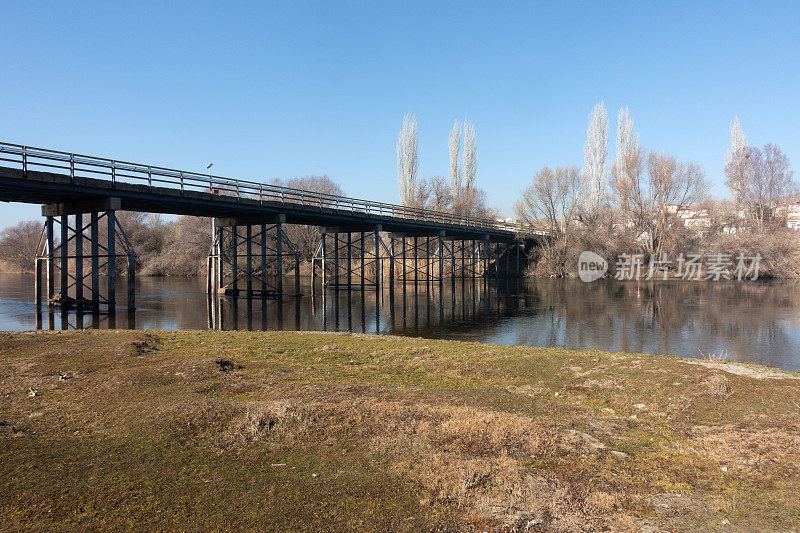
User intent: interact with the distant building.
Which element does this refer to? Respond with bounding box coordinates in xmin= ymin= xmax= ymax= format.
xmin=664 ymin=203 xmax=710 ymax=230
xmin=776 ymin=202 xmax=800 ymax=230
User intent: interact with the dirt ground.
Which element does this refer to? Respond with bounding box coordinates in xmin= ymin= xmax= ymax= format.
xmin=1 ymin=330 xmax=799 ymax=531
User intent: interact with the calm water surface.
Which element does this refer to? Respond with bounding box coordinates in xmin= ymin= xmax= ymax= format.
xmin=2 ymin=273 xmax=800 ymax=372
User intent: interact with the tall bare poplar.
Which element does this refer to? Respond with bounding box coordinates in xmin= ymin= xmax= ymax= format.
xmin=611 ymin=107 xmax=641 ymax=212
xmin=462 ymin=120 xmax=477 ymax=190
xmin=724 ymin=116 xmax=749 ymax=205
xmin=397 ymin=113 xmax=419 ymax=206
xmin=448 ymin=121 xmax=461 ymax=196
xmin=583 ymin=101 xmax=608 ymax=213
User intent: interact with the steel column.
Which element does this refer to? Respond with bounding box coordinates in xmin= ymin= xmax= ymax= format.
xmin=413 ymin=237 xmax=418 ymax=285
xmin=107 ymin=211 xmax=116 ymax=311
xmin=276 ymin=221 xmax=283 ymax=297
xmin=90 ymin=213 xmax=99 ymax=310
xmin=438 ymin=234 xmax=444 ymax=286
xmin=402 ymin=237 xmax=406 ymax=283
xmin=75 ymin=214 xmax=83 ymax=303
xmin=231 ymin=226 xmax=238 ymax=295
xmin=360 ymin=231 xmax=365 ymax=289
xmin=334 ymin=233 xmax=339 ymax=286
xmin=320 ymin=233 xmax=327 ymax=287
xmin=346 ymin=233 xmax=351 ymax=288
xmin=246 ymin=225 xmax=253 ymax=296
xmin=261 ymin=224 xmax=267 ymax=295
xmin=374 ymin=229 xmax=381 ymax=291
xmin=60 ymin=215 xmax=68 ymax=302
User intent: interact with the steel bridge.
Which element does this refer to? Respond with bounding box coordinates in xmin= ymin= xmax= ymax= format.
xmin=0 ymin=141 xmax=541 ymax=313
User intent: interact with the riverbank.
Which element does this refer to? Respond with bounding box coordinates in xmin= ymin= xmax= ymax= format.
xmin=2 ymin=330 xmax=799 ymax=531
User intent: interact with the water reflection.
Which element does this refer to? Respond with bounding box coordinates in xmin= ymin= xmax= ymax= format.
xmin=1 ymin=273 xmax=799 ymax=371
xmin=205 ymin=279 xmax=498 ymax=337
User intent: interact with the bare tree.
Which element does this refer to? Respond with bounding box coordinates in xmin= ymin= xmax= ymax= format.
xmin=140 ymin=216 xmax=211 ymax=276
xmin=448 ymin=121 xmax=461 ymax=197
xmin=732 ymin=144 xmax=796 ymax=231
xmin=724 ymin=116 xmax=749 ymax=205
xmin=274 ymin=175 xmax=345 ymax=260
xmin=453 ymin=185 xmax=495 ymax=219
xmin=463 ymin=120 xmax=477 ymax=190
xmin=583 ymin=101 xmax=608 ymax=214
xmin=449 ymin=119 xmax=482 ymax=216
xmin=425 ymin=175 xmax=452 ymax=211
xmin=516 ymin=166 xmax=581 ymax=275
xmin=0 ymin=221 xmax=42 ymax=272
xmin=610 ymin=107 xmax=643 ymax=214
xmin=618 ymin=152 xmax=708 ymax=256
xmin=397 ymin=113 xmax=419 ymax=206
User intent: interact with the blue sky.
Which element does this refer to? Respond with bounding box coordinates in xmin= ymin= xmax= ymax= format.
xmin=1 ymin=1 xmax=798 ymax=229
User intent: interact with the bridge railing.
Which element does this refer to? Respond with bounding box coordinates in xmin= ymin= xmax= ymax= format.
xmin=0 ymin=141 xmax=528 ymax=234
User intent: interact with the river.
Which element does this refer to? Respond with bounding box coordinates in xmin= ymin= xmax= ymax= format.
xmin=1 ymin=273 xmax=799 ymax=371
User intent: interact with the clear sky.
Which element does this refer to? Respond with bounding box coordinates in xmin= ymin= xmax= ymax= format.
xmin=1 ymin=1 xmax=798 ymax=229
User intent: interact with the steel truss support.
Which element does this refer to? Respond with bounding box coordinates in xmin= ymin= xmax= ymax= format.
xmin=208 ymin=216 xmax=301 ymax=300
xmin=391 ymin=234 xmax=443 ymax=284
xmin=389 ymin=235 xmax=488 ymax=284
xmin=35 ymin=203 xmax=135 ymax=313
xmin=312 ymin=225 xmax=383 ymax=290
xmin=481 ymin=240 xmax=527 ymax=279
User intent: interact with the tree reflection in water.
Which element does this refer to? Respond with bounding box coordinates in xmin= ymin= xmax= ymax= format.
xmin=0 ymin=272 xmax=795 ymax=371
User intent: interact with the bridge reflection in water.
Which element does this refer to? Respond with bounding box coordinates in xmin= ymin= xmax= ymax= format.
xmin=209 ymin=279 xmax=526 ymax=334
xmin=35 ymin=278 xmax=528 ymax=335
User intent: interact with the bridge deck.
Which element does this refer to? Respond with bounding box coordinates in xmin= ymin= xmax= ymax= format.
xmin=0 ymin=142 xmax=526 ymax=240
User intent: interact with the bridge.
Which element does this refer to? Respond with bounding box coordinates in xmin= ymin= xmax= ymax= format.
xmin=0 ymin=141 xmax=539 ymax=313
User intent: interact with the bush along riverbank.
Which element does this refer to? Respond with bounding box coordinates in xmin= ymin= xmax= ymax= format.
xmin=2 ymin=330 xmax=799 ymax=531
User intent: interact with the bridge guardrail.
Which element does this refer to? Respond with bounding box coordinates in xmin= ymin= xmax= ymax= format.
xmin=0 ymin=141 xmax=535 ymax=234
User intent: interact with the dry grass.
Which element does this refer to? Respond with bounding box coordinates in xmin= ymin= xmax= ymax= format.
xmin=2 ymin=330 xmax=800 ymax=531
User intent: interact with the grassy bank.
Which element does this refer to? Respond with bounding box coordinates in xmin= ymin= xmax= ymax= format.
xmin=1 ymin=330 xmax=799 ymax=531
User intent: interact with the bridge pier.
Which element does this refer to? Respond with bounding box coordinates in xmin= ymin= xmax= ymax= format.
xmin=35 ymin=197 xmax=135 ymax=313
xmin=208 ymin=215 xmax=300 ymax=300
